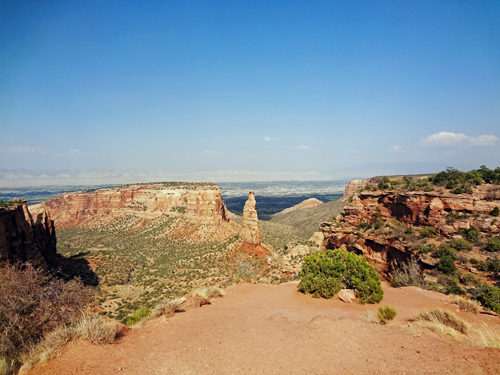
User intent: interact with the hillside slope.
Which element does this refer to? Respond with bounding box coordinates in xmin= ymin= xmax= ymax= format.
xmin=268 ymin=197 xmax=347 ymax=239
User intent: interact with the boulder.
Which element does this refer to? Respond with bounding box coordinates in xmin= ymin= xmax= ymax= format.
xmin=338 ymin=289 xmax=356 ymax=303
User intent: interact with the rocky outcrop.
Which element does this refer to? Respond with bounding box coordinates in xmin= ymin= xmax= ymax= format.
xmin=240 ymin=191 xmax=260 ymax=245
xmin=0 ymin=200 xmax=56 ymax=268
xmin=320 ymin=222 xmax=413 ymax=279
xmin=30 ymin=183 xmax=229 ymax=228
xmin=274 ymin=198 xmax=323 ymax=216
xmin=343 ymin=185 xmax=499 ymax=235
xmin=321 ymin=184 xmax=500 ymax=279
xmin=343 ymin=179 xmax=375 ymax=196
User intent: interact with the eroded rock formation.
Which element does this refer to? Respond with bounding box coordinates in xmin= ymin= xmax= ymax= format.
xmin=322 ymin=184 xmax=500 ymax=279
xmin=30 ymin=183 xmax=229 ymax=228
xmin=343 ymin=185 xmax=500 ymax=235
xmin=0 ymin=200 xmax=56 ymax=268
xmin=240 ymin=191 xmax=260 ymax=245
xmin=343 ymin=178 xmax=375 ymax=196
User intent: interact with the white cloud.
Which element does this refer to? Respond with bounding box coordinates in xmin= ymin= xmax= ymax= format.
xmin=264 ymin=136 xmax=278 ymax=142
xmin=202 ymin=150 xmax=219 ymax=155
xmin=422 ymin=132 xmax=497 ymax=147
xmin=296 ymin=145 xmax=310 ymax=149
xmin=391 ymin=145 xmax=406 ymax=152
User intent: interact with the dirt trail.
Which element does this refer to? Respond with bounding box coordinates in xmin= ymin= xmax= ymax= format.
xmin=30 ymin=283 xmax=500 ymax=375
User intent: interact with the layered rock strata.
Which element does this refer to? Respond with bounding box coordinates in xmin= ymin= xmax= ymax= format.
xmin=30 ymin=183 xmax=229 ymax=228
xmin=322 ymin=184 xmax=500 ymax=279
xmin=343 ymin=185 xmax=499 ymax=235
xmin=0 ymin=200 xmax=56 ymax=268
xmin=240 ymin=191 xmax=260 ymax=245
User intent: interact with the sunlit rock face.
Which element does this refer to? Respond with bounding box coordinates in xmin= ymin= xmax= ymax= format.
xmin=240 ymin=191 xmax=260 ymax=245
xmin=0 ymin=200 xmax=56 ymax=268
xmin=30 ymin=183 xmax=230 ymax=228
xmin=321 ymin=184 xmax=500 ymax=279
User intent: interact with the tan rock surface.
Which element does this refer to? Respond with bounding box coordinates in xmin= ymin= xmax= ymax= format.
xmin=30 ymin=183 xmax=229 ymax=228
xmin=240 ymin=191 xmax=260 ymax=245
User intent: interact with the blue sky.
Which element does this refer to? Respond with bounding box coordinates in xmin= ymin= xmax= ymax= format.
xmin=1 ymin=0 xmax=499 ymax=177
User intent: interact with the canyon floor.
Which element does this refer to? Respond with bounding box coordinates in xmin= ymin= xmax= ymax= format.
xmin=29 ymin=282 xmax=500 ymax=375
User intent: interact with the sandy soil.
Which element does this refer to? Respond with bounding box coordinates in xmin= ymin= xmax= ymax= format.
xmin=30 ymin=282 xmax=500 ymax=375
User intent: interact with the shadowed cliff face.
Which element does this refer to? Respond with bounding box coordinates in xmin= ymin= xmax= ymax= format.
xmin=30 ymin=183 xmax=230 ymax=228
xmin=0 ymin=201 xmax=56 ymax=268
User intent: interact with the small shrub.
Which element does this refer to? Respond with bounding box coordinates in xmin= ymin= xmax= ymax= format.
xmin=234 ymin=260 xmax=257 ymax=282
xmin=462 ymin=226 xmax=481 ymax=243
xmin=469 ymin=258 xmax=479 ymax=265
xmin=75 ymin=314 xmax=117 ymax=344
xmin=452 ymin=187 xmax=464 ymax=194
xmin=446 ymin=279 xmax=465 ymax=295
xmin=122 ymin=307 xmax=151 ymax=327
xmin=0 ymin=262 xmax=92 ymax=369
xmin=450 ymin=238 xmax=471 ymax=251
xmin=485 ymin=237 xmax=500 ymax=252
xmin=419 ymin=226 xmax=437 ymax=238
xmin=450 ymin=295 xmax=480 ymax=314
xmin=194 ymin=286 xmax=225 ymax=300
xmin=414 ymin=309 xmax=468 ymax=334
xmin=490 ymin=207 xmax=500 ymax=217
xmin=476 ymin=284 xmax=500 ymax=314
xmin=298 ymin=249 xmax=383 ymax=304
xmin=378 ymin=305 xmax=397 ymax=324
xmin=433 ymin=244 xmax=457 ymax=260
xmin=438 ymin=256 xmax=457 ymax=275
xmin=419 ymin=244 xmax=433 ymax=254
xmin=152 ymin=300 xmax=179 ymax=318
xmin=391 ymin=260 xmax=424 ymax=288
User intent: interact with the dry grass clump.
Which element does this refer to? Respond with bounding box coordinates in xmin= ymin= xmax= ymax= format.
xmin=413 ymin=309 xmax=468 ymax=335
xmin=194 ymin=286 xmax=225 ymax=300
xmin=450 ymin=295 xmax=480 ymax=314
xmin=152 ymin=300 xmax=180 ymax=319
xmin=469 ymin=323 xmax=500 ymax=350
xmin=75 ymin=314 xmax=117 ymax=344
xmin=20 ymin=314 xmax=117 ymax=373
xmin=391 ymin=259 xmax=425 ymax=288
xmin=377 ymin=305 xmax=397 ymax=324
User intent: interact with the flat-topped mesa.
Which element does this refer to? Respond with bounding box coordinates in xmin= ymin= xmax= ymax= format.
xmin=30 ymin=183 xmax=230 ymax=228
xmin=0 ymin=200 xmax=57 ymax=268
xmin=240 ymin=191 xmax=260 ymax=245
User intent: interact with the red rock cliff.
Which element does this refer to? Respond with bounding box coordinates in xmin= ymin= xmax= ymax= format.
xmin=343 ymin=185 xmax=499 ymax=235
xmin=0 ymin=200 xmax=56 ymax=268
xmin=30 ymin=183 xmax=230 ymax=228
xmin=322 ymin=184 xmax=500 ymax=279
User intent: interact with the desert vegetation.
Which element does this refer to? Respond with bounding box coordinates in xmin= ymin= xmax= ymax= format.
xmin=298 ymin=248 xmax=383 ymax=304
xmin=0 ymin=262 xmax=116 ymax=374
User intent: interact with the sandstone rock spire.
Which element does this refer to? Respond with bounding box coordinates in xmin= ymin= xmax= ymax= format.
xmin=241 ymin=191 xmax=260 ymax=245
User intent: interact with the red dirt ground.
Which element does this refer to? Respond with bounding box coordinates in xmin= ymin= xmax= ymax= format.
xmin=30 ymin=283 xmax=500 ymax=375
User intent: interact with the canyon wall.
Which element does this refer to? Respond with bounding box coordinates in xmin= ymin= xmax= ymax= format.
xmin=240 ymin=191 xmax=260 ymax=245
xmin=343 ymin=185 xmax=499 ymax=235
xmin=30 ymin=183 xmax=230 ymax=228
xmin=0 ymin=200 xmax=57 ymax=268
xmin=322 ymin=184 xmax=500 ymax=279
